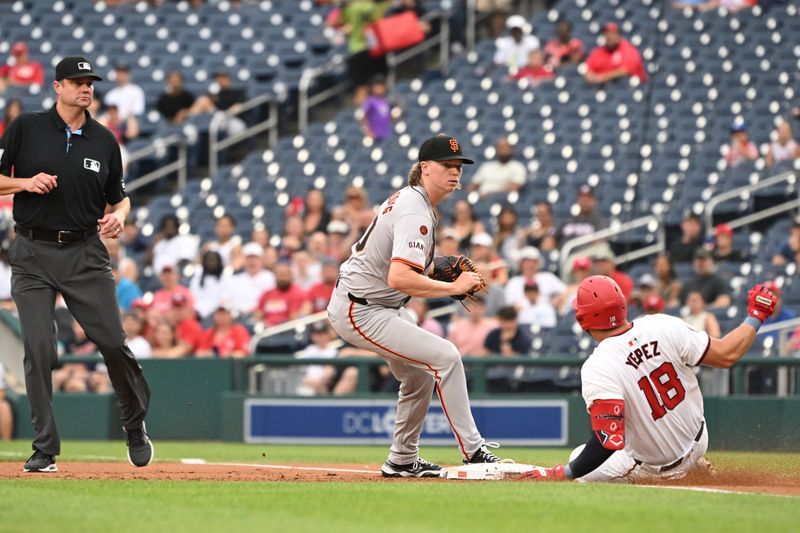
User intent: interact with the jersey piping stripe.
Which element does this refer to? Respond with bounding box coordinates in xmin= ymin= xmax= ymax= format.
xmin=390 ymin=257 xmax=425 ymax=272
xmin=694 ymin=334 xmax=712 ymax=366
xmin=347 ymin=301 xmax=470 ymax=459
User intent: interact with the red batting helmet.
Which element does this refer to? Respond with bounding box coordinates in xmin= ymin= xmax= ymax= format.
xmin=573 ymin=275 xmax=627 ymax=331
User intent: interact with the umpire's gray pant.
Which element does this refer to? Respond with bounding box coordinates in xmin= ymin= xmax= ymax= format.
xmin=10 ymin=234 xmax=150 ymax=456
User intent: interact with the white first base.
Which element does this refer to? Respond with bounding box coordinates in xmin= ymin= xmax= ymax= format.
xmin=440 ymin=463 xmax=540 ymax=480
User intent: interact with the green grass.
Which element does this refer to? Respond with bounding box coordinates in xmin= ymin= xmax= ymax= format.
xmin=1 ymin=441 xmax=799 ymax=533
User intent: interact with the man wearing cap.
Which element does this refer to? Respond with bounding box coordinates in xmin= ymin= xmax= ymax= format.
xmin=725 ymin=120 xmax=758 ymax=168
xmin=680 ymin=249 xmax=731 ymax=308
xmin=584 ymin=23 xmax=647 ymax=84
xmin=103 ymin=64 xmax=145 ymax=121
xmin=556 ymin=185 xmax=608 ymax=246
xmin=329 ymin=134 xmax=507 ymax=476
xmin=504 ymin=246 xmax=566 ymax=320
xmin=467 ymin=137 xmax=527 ymax=197
xmin=0 ymin=42 xmax=44 ymax=91
xmin=0 ymin=56 xmax=153 ymax=472
xmin=711 ymin=224 xmax=745 ymax=263
xmin=493 ymin=15 xmax=541 ymax=72
xmin=221 ymin=242 xmax=276 ymax=315
xmin=668 ymin=213 xmax=705 ymax=264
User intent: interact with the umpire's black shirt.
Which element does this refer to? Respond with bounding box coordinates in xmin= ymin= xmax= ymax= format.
xmin=0 ymin=105 xmax=126 ymax=231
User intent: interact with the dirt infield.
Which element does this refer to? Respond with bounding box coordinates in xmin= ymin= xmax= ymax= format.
xmin=1 ymin=461 xmax=799 ymax=495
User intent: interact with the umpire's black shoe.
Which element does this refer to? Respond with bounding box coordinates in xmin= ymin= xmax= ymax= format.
xmin=126 ymin=424 xmax=154 ymax=467
xmin=23 ymin=450 xmax=58 ymax=473
xmin=464 ymin=443 xmax=502 ymax=464
xmin=381 ymin=458 xmax=442 ymax=478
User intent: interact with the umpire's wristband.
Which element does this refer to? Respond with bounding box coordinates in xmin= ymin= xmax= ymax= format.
xmin=744 ymin=316 xmax=763 ymax=331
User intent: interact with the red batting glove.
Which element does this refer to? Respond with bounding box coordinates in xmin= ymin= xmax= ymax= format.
xmin=747 ymin=284 xmax=778 ymax=321
xmin=517 ymin=464 xmax=566 ymax=481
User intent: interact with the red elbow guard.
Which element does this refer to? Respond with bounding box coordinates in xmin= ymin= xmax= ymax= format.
xmin=589 ymin=399 xmax=625 ymax=451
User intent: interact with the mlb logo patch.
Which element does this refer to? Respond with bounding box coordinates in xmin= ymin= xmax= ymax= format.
xmin=77 ymin=62 xmax=91 ymax=71
xmin=84 ymin=158 xmax=100 ymax=173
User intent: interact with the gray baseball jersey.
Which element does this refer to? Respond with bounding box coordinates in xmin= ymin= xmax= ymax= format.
xmin=337 ymin=186 xmax=435 ymax=307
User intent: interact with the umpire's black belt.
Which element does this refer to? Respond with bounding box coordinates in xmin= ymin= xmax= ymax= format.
xmin=16 ymin=225 xmax=97 ymax=244
xmin=634 ymin=421 xmax=705 ymax=472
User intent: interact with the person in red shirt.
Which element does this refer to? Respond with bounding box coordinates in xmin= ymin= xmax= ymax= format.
xmin=308 ymin=259 xmax=339 ymax=313
xmin=0 ymin=42 xmax=44 ymax=91
xmin=584 ymin=23 xmax=647 ymax=84
xmin=169 ymin=293 xmax=205 ymax=357
xmin=592 ymin=248 xmax=634 ymax=302
xmin=151 ymin=263 xmax=195 ymax=315
xmin=196 ymin=304 xmax=251 ymax=358
xmin=510 ymin=50 xmax=555 ymax=84
xmin=256 ymin=262 xmax=312 ymax=326
xmin=544 ymin=19 xmax=585 ymax=69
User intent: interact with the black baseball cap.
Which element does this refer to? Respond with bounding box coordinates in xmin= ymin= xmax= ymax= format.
xmin=55 ymin=56 xmax=103 ymax=81
xmin=418 ymin=135 xmax=474 ymax=164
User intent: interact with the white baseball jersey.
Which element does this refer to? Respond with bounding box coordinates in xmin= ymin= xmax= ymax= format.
xmin=581 ymin=314 xmax=710 ymax=466
xmin=337 ymin=186 xmax=436 ymax=308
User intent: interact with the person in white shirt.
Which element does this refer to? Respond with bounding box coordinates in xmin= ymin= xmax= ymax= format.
xmin=221 ymin=242 xmax=276 ymax=315
xmin=516 ymin=280 xmax=557 ymax=328
xmin=122 ymin=312 xmax=152 ymax=359
xmin=189 ymin=251 xmax=226 ymax=320
xmin=103 ymin=64 xmax=145 ymax=121
xmin=504 ymin=246 xmax=565 ymax=316
xmin=519 ymin=275 xmax=778 ymax=482
xmin=493 ymin=15 xmax=540 ymax=73
xmin=295 ymin=322 xmax=343 ymax=396
xmin=467 ymin=137 xmax=527 ymax=197
xmin=765 ymin=119 xmax=800 ymax=167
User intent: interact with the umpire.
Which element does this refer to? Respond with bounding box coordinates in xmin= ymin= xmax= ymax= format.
xmin=0 ymin=56 xmax=152 ymax=472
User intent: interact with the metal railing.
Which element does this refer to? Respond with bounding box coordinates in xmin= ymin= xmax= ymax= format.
xmin=125 ymin=133 xmax=188 ymax=193
xmin=704 ymin=169 xmax=798 ymax=231
xmin=208 ymin=93 xmax=279 ymax=178
xmin=298 ymin=9 xmax=451 ymax=133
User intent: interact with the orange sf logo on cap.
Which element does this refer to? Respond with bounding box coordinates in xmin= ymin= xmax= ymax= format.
xmin=449 ymin=139 xmax=459 ymax=152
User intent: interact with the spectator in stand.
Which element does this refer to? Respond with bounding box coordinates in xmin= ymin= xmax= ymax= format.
xmin=292 ymin=249 xmax=322 ymax=290
xmin=584 ymin=23 xmax=648 ymax=84
xmin=221 ymin=242 xmax=276 ymax=316
xmin=147 ymin=214 xmax=201 ymax=274
xmin=724 ymin=120 xmax=758 ymax=168
xmin=96 ymin=103 xmax=139 ymax=173
xmin=406 ymin=298 xmax=444 ymax=337
xmin=148 ymin=319 xmax=186 ymax=359
xmin=447 ymin=294 xmax=497 ymax=356
xmin=188 ymin=71 xmax=247 ymax=135
xmin=765 ymin=119 xmax=800 ymax=167
xmin=0 ymin=98 xmax=23 ymax=137
xmin=679 ymin=249 xmax=732 ymax=308
xmin=468 ymin=137 xmax=527 ymax=198
xmin=494 ymin=15 xmax=541 ymax=74
xmin=189 ymin=251 xmax=226 ymax=320
xmin=113 ymin=259 xmax=142 ymax=312
xmin=477 ymin=0 xmax=512 ymax=38
xmin=196 ymin=304 xmax=251 ymax=358
xmin=151 ymin=262 xmax=195 ymax=315
xmin=557 ymin=256 xmax=592 ymax=314
xmin=771 ymin=216 xmax=800 ymax=265
xmin=628 ymin=273 xmax=658 ymax=317
xmin=104 ymin=64 xmax=145 ymax=120
xmin=438 ymin=227 xmax=461 ymax=256
xmin=510 ymin=49 xmax=555 ymax=84
xmin=0 ymin=362 xmax=12 ymax=439
xmin=505 ymin=246 xmax=566 ymax=315
xmin=255 ymin=261 xmax=312 ymax=326
xmin=591 ymin=249 xmax=634 ymax=302
xmin=682 ymin=290 xmax=725 ymax=396
xmin=484 ymin=306 xmax=533 ymax=356
xmin=517 ymin=280 xmax=557 ymax=328
xmin=556 ymin=185 xmax=608 ymax=245
xmin=341 ymin=0 xmax=389 ymax=105
xmin=668 ymin=213 xmax=704 ymax=263
xmin=121 ymin=217 xmax=149 ymax=256
xmin=169 ymin=293 xmax=205 ymax=356
xmin=203 ymin=214 xmax=243 ymax=269
xmin=308 ymin=258 xmax=339 ymax=313
xmin=122 ymin=312 xmax=151 ymax=359
xmin=295 ymin=322 xmax=341 ymax=396
xmin=156 ymin=70 xmax=196 ymax=125
xmin=544 ymin=19 xmax=585 ymax=69
xmin=710 ymin=223 xmax=745 ymax=263
xmin=340 ymin=185 xmax=375 ymax=235
xmin=360 ymin=75 xmax=394 ymax=142
xmin=303 ymin=189 xmax=332 ymax=235
xmin=524 ymin=202 xmax=558 ymax=252
xmin=0 ymin=42 xmax=44 ymax=92
xmin=450 ymin=199 xmax=486 ymax=251
xmin=641 ymin=294 xmax=665 ymax=316
xmin=470 ymin=232 xmax=509 ymax=288
xmin=654 ymin=253 xmax=682 ymax=308
xmin=326 ymin=220 xmax=353 ymax=263
xmin=494 ymin=206 xmax=523 ymax=264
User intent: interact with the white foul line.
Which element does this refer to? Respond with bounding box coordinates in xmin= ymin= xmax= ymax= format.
xmin=181 ymin=459 xmax=378 ymax=475
xmin=638 ymin=484 xmax=799 ymax=498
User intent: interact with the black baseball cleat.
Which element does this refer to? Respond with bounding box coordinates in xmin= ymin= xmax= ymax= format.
xmin=126 ymin=424 xmax=154 ymax=467
xmin=381 ymin=458 xmax=442 ymax=478
xmin=464 ymin=443 xmax=503 ymax=464
xmin=23 ymin=450 xmax=58 ymax=473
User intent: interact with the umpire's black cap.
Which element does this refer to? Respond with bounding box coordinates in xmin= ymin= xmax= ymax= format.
xmin=418 ymin=134 xmax=474 ymax=164
xmin=55 ymin=56 xmax=103 ymax=81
